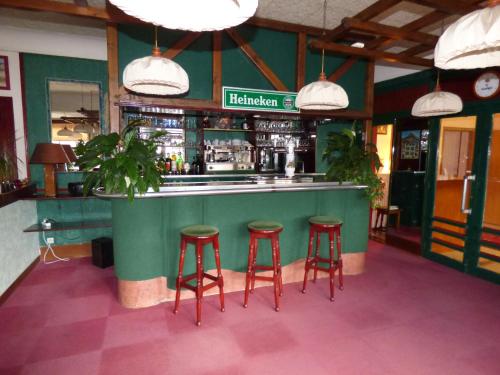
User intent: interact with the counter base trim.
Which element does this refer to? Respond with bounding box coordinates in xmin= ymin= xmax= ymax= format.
xmin=117 ymin=252 xmax=365 ymax=308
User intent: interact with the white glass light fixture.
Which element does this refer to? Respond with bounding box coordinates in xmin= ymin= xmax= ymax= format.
xmin=295 ymin=0 xmax=349 ymax=110
xmin=411 ymin=72 xmax=463 ymax=117
xmin=109 ymin=0 xmax=258 ymax=32
xmin=123 ymin=27 xmax=189 ymax=96
xmin=434 ymin=1 xmax=500 ymax=69
xmin=57 ymin=126 xmax=76 ymax=137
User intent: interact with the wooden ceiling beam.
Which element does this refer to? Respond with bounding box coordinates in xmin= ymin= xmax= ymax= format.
xmin=0 ymin=0 xmax=108 ymax=19
xmin=247 ymin=17 xmax=324 ymax=36
xmin=74 ymin=0 xmax=88 ymax=6
xmin=398 ymin=44 xmax=433 ymax=58
xmin=342 ymin=17 xmax=438 ymax=46
xmin=309 ymin=39 xmax=433 ymax=67
xmin=406 ymin=0 xmax=480 ymax=15
xmin=326 ymin=0 xmax=403 ymax=41
xmin=226 ymin=29 xmax=289 ymax=92
xmin=162 ymin=32 xmax=202 ymax=60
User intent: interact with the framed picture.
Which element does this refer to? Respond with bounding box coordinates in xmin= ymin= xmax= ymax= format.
xmin=0 ymin=56 xmax=10 ymax=90
xmin=400 ymin=130 xmax=421 ymax=160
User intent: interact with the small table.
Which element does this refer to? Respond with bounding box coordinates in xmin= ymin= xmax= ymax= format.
xmin=374 ymin=206 xmax=400 ymax=231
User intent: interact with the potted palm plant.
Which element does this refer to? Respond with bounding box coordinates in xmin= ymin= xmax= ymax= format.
xmin=322 ymin=126 xmax=383 ymax=206
xmin=75 ymin=121 xmax=165 ymax=201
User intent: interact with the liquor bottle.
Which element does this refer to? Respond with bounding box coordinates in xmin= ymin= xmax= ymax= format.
xmin=176 ymin=152 xmax=184 ymax=172
xmin=171 ymin=159 xmax=178 ymax=175
xmin=165 ymin=153 xmax=171 ymax=174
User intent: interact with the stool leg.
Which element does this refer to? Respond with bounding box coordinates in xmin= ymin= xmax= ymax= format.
xmin=313 ymin=231 xmax=321 ymax=282
xmin=250 ymin=239 xmax=259 ymax=293
xmin=195 ymin=241 xmax=203 ymax=326
xmin=174 ymin=238 xmax=187 ymax=314
xmin=276 ymin=234 xmax=283 ymax=297
xmin=213 ymin=235 xmax=225 ymax=312
xmin=271 ymin=235 xmax=280 ymax=312
xmin=244 ymin=234 xmax=255 ymax=308
xmin=336 ymin=226 xmax=344 ymax=291
xmin=302 ymin=226 xmax=315 ymax=293
xmin=328 ymin=229 xmax=335 ymax=302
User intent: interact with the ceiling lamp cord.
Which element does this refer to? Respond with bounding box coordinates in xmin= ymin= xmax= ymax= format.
xmin=295 ymin=0 xmax=349 ymax=111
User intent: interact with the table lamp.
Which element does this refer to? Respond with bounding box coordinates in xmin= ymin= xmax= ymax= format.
xmin=30 ymin=143 xmax=71 ymax=197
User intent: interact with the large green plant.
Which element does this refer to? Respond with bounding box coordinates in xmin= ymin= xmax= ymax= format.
xmin=322 ymin=127 xmax=383 ymax=205
xmin=75 ymin=121 xmax=165 ymax=201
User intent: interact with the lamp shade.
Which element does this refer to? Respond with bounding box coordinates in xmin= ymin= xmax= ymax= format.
xmin=123 ymin=53 xmax=189 ymax=96
xmin=57 ymin=126 xmax=75 ymax=137
xmin=31 ymin=143 xmax=71 ymax=164
xmin=434 ymin=5 xmax=500 ymax=69
xmin=62 ymin=145 xmax=78 ymax=163
xmin=109 ymin=0 xmax=258 ymax=32
xmin=296 ymin=74 xmax=349 ymax=110
xmin=411 ymin=90 xmax=463 ymax=117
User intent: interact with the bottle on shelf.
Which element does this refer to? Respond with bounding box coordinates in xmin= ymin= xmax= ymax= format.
xmin=176 ymin=152 xmax=184 ymax=173
xmin=165 ymin=153 xmax=171 ymax=174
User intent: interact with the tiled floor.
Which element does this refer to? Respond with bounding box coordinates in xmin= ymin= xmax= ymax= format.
xmin=1 ymin=241 xmax=500 ymax=374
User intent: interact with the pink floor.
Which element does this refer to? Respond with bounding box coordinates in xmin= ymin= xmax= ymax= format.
xmin=1 ymin=241 xmax=500 ymax=375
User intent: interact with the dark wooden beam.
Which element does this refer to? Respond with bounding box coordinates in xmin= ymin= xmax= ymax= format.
xmin=0 ymin=0 xmax=108 ymax=19
xmin=73 ymin=0 xmax=88 ymax=6
xmin=226 ymin=28 xmax=289 ymax=92
xmin=247 ymin=17 xmax=324 ymax=37
xmin=326 ymin=0 xmax=403 ymax=41
xmin=106 ymin=23 xmax=120 ymax=133
xmin=310 ymin=39 xmax=434 ymax=67
xmin=296 ymin=32 xmax=307 ymax=91
xmin=162 ymin=32 xmax=202 ymax=60
xmin=327 ymin=58 xmax=358 ymax=82
xmin=300 ymin=109 xmax=372 ymax=120
xmin=212 ymin=32 xmax=222 ymax=105
xmin=365 ymin=60 xmax=375 ymax=118
xmin=406 ymin=0 xmax=480 ymax=15
xmin=342 ymin=17 xmax=439 ymax=46
xmin=399 ymin=44 xmax=433 ymax=57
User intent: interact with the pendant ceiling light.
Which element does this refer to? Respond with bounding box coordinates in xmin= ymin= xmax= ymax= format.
xmin=109 ymin=0 xmax=258 ymax=32
xmin=411 ymin=71 xmax=463 ymax=117
xmin=123 ymin=27 xmax=189 ymax=96
xmin=57 ymin=126 xmax=76 ymax=137
xmin=295 ymin=0 xmax=349 ymax=110
xmin=434 ymin=0 xmax=500 ymax=69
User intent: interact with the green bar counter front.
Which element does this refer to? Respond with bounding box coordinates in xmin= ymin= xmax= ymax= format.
xmin=97 ymin=178 xmax=369 ymax=308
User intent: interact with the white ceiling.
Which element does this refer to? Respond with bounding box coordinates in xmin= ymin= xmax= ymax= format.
xmin=0 ymin=0 xmax=442 ymax=81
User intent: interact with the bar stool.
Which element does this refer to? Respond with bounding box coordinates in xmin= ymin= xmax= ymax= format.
xmin=173 ymin=225 xmax=224 ymax=326
xmin=244 ymin=221 xmax=283 ymax=312
xmin=302 ymin=216 xmax=343 ymax=301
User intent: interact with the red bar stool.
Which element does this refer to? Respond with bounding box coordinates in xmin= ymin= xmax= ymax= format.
xmin=302 ymin=216 xmax=343 ymax=301
xmin=244 ymin=221 xmax=284 ymax=312
xmin=173 ymin=225 xmax=224 ymax=326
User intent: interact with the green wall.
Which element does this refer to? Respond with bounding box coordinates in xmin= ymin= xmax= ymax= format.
xmin=22 ymin=53 xmax=109 ymax=247
xmin=117 ymin=24 xmax=367 ymax=111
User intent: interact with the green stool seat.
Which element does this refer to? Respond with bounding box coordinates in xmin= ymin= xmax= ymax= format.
xmin=248 ymin=220 xmax=283 ymax=231
xmin=181 ymin=225 xmax=219 ymax=237
xmin=309 ymin=216 xmax=343 ymax=226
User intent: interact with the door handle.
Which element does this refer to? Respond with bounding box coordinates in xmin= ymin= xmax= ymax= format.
xmin=461 ymin=174 xmax=475 ymax=214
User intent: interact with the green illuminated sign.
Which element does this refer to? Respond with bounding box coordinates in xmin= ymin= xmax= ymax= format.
xmin=222 ymin=86 xmax=299 ymax=113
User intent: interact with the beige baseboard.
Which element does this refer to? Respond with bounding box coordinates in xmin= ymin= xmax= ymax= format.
xmin=39 ymin=243 xmax=92 ymax=262
xmin=118 ymin=252 xmax=366 ymax=309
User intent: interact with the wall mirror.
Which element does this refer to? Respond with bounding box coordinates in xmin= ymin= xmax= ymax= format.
xmin=49 ymin=80 xmax=101 ymax=148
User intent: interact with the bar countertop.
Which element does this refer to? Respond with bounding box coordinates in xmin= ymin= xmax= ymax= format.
xmin=93 ymin=174 xmax=366 ymax=198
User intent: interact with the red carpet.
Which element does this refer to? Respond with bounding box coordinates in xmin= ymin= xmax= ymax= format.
xmin=1 ymin=241 xmax=499 ymax=374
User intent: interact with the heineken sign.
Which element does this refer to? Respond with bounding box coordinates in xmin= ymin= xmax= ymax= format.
xmin=222 ymin=86 xmax=299 ymax=113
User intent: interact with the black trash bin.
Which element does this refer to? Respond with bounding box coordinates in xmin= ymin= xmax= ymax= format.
xmin=91 ymin=237 xmax=114 ymax=268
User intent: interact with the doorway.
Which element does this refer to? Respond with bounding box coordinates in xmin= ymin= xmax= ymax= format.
xmin=423 ymin=114 xmax=500 ymax=283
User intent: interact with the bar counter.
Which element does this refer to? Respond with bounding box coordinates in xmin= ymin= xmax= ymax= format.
xmin=95 ymin=175 xmax=370 ymax=308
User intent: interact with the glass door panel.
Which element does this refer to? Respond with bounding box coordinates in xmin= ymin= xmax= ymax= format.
xmin=478 ymin=114 xmax=500 ymax=274
xmin=431 ymin=116 xmax=477 ymax=263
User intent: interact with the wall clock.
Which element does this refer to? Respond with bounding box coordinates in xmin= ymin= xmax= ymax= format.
xmin=473 ymin=71 xmax=499 ymax=99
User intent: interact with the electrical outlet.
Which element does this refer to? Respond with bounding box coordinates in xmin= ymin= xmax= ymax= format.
xmin=46 ymin=237 xmax=55 ymax=245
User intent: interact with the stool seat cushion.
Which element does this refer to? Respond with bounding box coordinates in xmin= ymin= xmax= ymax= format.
xmin=309 ymin=216 xmax=343 ymax=226
xmin=181 ymin=225 xmax=218 ymax=237
xmin=248 ymin=220 xmax=283 ymax=231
